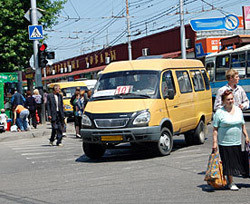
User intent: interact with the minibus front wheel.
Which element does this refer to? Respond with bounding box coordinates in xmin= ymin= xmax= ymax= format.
xmin=153 ymin=127 xmax=173 ymax=156
xmin=83 ymin=142 xmax=106 ymax=159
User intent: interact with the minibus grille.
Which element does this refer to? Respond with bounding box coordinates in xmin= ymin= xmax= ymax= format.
xmin=94 ymin=118 xmax=129 ymax=128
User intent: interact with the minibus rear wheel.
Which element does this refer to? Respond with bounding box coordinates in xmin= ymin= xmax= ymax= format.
xmin=83 ymin=143 xmax=106 ymax=159
xmin=154 ymin=127 xmax=173 ymax=156
xmin=193 ymin=120 xmax=206 ymax=145
xmin=184 ymin=120 xmax=206 ymax=145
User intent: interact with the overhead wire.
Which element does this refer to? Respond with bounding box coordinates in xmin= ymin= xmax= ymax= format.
xmin=48 ymin=0 xmax=245 ymax=61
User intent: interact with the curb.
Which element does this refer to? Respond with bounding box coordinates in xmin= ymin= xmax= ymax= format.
xmin=0 ymin=126 xmax=51 ymax=143
xmin=0 ymin=122 xmax=76 ymax=143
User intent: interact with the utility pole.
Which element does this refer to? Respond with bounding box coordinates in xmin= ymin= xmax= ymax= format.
xmin=30 ymin=0 xmax=45 ymax=123
xmin=126 ymin=0 xmax=132 ymax=60
xmin=179 ymin=0 xmax=186 ymax=59
xmin=30 ymin=0 xmax=42 ymax=89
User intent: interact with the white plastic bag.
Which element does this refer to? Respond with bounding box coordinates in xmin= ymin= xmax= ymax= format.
xmin=10 ymin=125 xmax=18 ymax=132
xmin=26 ymin=118 xmax=31 ymax=131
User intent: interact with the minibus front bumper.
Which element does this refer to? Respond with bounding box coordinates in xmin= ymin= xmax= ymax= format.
xmin=81 ymin=126 xmax=161 ymax=143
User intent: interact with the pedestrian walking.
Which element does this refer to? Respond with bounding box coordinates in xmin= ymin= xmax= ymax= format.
xmin=33 ymin=89 xmax=43 ymax=124
xmin=214 ymin=69 xmax=249 ymax=111
xmin=11 ymin=90 xmax=25 ymax=108
xmin=70 ymin=87 xmax=81 ymax=138
xmin=74 ymin=90 xmax=88 ymax=138
xmin=73 ymin=92 xmax=81 ymax=138
xmin=43 ymin=89 xmax=48 ymax=121
xmin=25 ymin=90 xmax=37 ymax=129
xmin=212 ymin=90 xmax=249 ymax=191
xmin=47 ymin=84 xmax=65 ymax=146
xmin=13 ymin=105 xmax=30 ymax=131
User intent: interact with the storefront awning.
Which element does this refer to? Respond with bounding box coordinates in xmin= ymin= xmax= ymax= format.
xmin=42 ymin=65 xmax=106 ymax=81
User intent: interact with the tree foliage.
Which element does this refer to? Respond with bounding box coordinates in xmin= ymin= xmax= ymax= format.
xmin=0 ymin=0 xmax=67 ymax=72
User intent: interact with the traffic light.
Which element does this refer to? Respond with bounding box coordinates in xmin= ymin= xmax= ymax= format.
xmin=46 ymin=51 xmax=55 ymax=59
xmin=38 ymin=44 xmax=55 ymax=67
xmin=38 ymin=43 xmax=48 ymax=68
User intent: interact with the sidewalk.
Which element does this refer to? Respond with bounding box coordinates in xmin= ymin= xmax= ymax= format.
xmin=0 ymin=122 xmax=76 ymax=143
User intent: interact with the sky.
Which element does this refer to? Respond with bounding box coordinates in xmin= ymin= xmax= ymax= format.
xmin=44 ymin=0 xmax=249 ymax=63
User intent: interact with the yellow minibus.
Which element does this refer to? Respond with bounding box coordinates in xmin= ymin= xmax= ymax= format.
xmin=80 ymin=59 xmax=212 ymax=159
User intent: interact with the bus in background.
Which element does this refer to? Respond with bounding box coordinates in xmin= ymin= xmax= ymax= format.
xmin=205 ymin=44 xmax=250 ymax=109
xmin=75 ymin=79 xmax=97 ymax=90
xmin=47 ymin=81 xmax=89 ymax=118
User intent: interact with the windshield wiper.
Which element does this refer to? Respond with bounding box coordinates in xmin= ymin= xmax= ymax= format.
xmin=115 ymin=93 xmax=151 ymax=99
xmin=91 ymin=95 xmax=115 ymax=101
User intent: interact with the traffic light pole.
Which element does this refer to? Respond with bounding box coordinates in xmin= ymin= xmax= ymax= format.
xmin=179 ymin=0 xmax=186 ymax=59
xmin=30 ymin=0 xmax=45 ymax=123
xmin=30 ymin=0 xmax=43 ymax=89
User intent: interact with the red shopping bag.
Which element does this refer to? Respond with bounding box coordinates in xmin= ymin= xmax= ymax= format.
xmin=36 ymin=110 xmax=40 ymax=123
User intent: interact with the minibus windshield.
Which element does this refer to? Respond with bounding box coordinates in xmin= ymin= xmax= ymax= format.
xmin=61 ymin=86 xmax=88 ymax=99
xmin=92 ymin=70 xmax=160 ymax=100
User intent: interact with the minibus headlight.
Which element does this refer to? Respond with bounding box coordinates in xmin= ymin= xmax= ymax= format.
xmin=82 ymin=114 xmax=92 ymax=126
xmin=133 ymin=111 xmax=150 ymax=125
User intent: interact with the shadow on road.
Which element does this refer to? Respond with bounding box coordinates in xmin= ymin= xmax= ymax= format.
xmin=197 ymin=182 xmax=250 ymax=192
xmin=0 ymin=190 xmax=52 ymax=204
xmin=197 ymin=184 xmax=228 ymax=192
xmin=75 ymin=137 xmax=194 ymax=163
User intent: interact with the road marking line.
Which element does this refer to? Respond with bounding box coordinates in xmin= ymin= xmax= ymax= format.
xmin=174 ymin=153 xmax=208 ymax=159
xmin=26 ymin=155 xmax=55 ymax=160
xmin=21 ymin=152 xmax=57 ymax=156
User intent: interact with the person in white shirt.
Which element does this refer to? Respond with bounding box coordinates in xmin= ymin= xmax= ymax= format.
xmin=32 ymin=89 xmax=42 ymax=124
xmin=0 ymin=109 xmax=8 ymax=130
xmin=214 ymin=69 xmax=249 ymax=111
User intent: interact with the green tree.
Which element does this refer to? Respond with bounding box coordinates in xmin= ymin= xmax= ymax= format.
xmin=0 ymin=0 xmax=67 ymax=72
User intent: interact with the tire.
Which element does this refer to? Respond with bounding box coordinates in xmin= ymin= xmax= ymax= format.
xmin=184 ymin=131 xmax=194 ymax=146
xmin=193 ymin=120 xmax=206 ymax=145
xmin=153 ymin=127 xmax=173 ymax=156
xmin=184 ymin=120 xmax=206 ymax=145
xmin=82 ymin=143 xmax=106 ymax=159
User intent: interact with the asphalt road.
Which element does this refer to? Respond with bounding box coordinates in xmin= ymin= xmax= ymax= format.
xmin=0 ymin=116 xmax=250 ymax=204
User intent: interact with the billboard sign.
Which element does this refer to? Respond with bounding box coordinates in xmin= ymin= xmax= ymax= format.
xmin=190 ymin=14 xmax=239 ymax=31
xmin=243 ymin=6 xmax=250 ymax=29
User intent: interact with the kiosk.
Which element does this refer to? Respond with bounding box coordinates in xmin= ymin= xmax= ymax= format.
xmin=0 ymin=72 xmax=18 ymax=118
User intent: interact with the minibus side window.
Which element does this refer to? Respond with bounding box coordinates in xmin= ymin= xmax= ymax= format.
xmin=176 ymin=71 xmax=192 ymax=93
xmin=201 ymin=70 xmax=210 ymax=90
xmin=162 ymin=70 xmax=175 ymax=98
xmin=190 ymin=70 xmax=205 ymax=92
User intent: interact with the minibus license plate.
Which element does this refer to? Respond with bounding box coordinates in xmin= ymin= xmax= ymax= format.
xmin=101 ymin=136 xmax=123 ymax=141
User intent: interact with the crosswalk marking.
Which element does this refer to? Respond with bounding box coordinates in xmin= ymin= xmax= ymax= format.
xmin=2 ymin=137 xmax=83 ymax=165
xmin=21 ymin=152 xmax=57 ymax=156
xmin=26 ymin=155 xmax=55 ymax=160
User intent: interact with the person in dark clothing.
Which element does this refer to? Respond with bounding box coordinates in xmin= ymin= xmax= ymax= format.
xmin=70 ymin=87 xmax=81 ymax=137
xmin=11 ymin=90 xmax=25 ymax=108
xmin=25 ymin=90 xmax=37 ymax=129
xmin=47 ymin=84 xmax=65 ymax=146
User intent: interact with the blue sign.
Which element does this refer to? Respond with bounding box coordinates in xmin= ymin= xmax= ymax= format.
xmin=190 ymin=14 xmax=239 ymax=31
xmin=28 ymin=25 xmax=43 ymax=40
xmin=195 ymin=43 xmax=205 ymax=58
